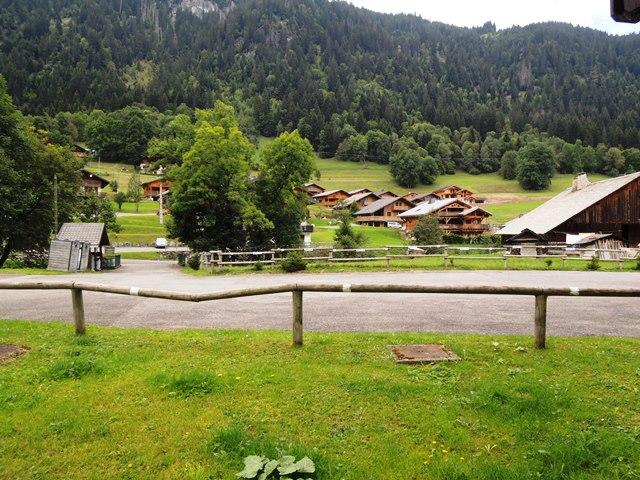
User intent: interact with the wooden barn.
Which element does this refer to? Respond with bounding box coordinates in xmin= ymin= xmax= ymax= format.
xmin=348 ymin=188 xmax=372 ymax=196
xmin=498 ymin=173 xmax=640 ymax=246
xmin=374 ymin=189 xmax=399 ymax=199
xmin=142 ymin=179 xmax=172 ymax=199
xmin=312 ymin=189 xmax=350 ymax=207
xmin=354 ymin=197 xmax=415 ymax=226
xmin=73 ymin=144 xmax=91 ymax=158
xmin=80 ymin=169 xmax=109 ymax=196
xmin=400 ymin=198 xmax=492 ymax=235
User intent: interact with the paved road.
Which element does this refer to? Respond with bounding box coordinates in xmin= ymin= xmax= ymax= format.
xmin=115 ymin=246 xmax=189 ymax=253
xmin=0 ymin=261 xmax=638 ymax=337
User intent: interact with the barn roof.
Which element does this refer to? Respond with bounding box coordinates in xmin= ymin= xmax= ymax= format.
xmin=56 ymin=223 xmax=110 ymax=247
xmin=498 ymin=172 xmax=640 ymax=235
xmin=399 ymin=198 xmax=471 ymax=218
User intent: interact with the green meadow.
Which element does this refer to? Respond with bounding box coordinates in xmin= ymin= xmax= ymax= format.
xmin=1 ymin=321 xmax=639 ymax=479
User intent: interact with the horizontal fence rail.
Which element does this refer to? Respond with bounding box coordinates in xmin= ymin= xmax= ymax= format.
xmin=1 ymin=281 xmax=639 ymax=349
xmin=199 ymin=245 xmax=640 ymax=271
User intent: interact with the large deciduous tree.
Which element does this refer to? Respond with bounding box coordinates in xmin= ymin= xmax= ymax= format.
xmin=516 ymin=141 xmax=555 ymax=191
xmin=168 ymin=102 xmax=272 ymax=251
xmin=256 ymin=130 xmax=316 ymax=247
xmin=0 ymin=76 xmax=81 ymax=267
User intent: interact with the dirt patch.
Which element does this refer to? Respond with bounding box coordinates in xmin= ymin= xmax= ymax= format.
xmin=390 ymin=344 xmax=459 ymax=364
xmin=0 ymin=344 xmax=29 ymax=363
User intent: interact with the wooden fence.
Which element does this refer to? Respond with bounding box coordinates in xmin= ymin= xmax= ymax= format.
xmin=200 ymin=245 xmax=640 ymax=270
xmin=1 ymin=280 xmax=639 ymax=349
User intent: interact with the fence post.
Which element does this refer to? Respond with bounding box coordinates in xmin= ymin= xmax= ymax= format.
xmin=534 ymin=295 xmax=547 ymax=349
xmin=292 ymin=289 xmax=303 ymax=347
xmin=71 ymin=288 xmax=86 ymax=335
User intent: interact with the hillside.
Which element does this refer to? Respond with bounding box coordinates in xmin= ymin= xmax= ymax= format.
xmin=2 ymin=0 xmax=640 ymax=148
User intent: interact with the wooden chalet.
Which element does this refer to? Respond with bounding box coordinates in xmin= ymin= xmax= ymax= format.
xmin=301 ymin=182 xmax=325 ymax=197
xmin=142 ymin=179 xmax=172 ymax=199
xmin=337 ymin=191 xmax=380 ymax=210
xmin=313 ymin=189 xmax=350 ymax=207
xmin=80 ymin=169 xmax=109 ymax=196
xmin=374 ymin=189 xmax=399 ymax=199
xmin=431 ymin=185 xmax=483 ymax=204
xmin=498 ymin=173 xmax=640 ymax=246
xmin=348 ymin=188 xmax=372 ymax=196
xmin=404 ymin=192 xmax=439 ymax=204
xmin=354 ymin=197 xmax=415 ymax=226
xmin=400 ymin=198 xmax=492 ymax=235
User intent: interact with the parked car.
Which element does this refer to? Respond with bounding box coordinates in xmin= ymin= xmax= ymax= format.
xmin=154 ymin=237 xmax=168 ymax=249
xmin=386 ymin=221 xmax=402 ymax=229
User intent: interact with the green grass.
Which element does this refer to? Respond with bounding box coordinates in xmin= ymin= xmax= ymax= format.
xmin=485 ymin=200 xmax=546 ymax=225
xmin=0 ymin=268 xmax=65 ymax=276
xmin=113 ymin=215 xmax=168 ymax=245
xmin=1 ymin=321 xmax=639 ymax=479
xmin=309 ymin=218 xmax=407 ymax=247
xmin=312 ymin=157 xmax=608 ymax=202
xmin=187 ymin=256 xmax=640 ymax=276
xmin=113 ymin=201 xmax=159 ymax=214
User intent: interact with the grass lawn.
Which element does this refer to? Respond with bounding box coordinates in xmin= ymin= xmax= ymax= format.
xmin=114 ymin=215 xmax=168 ymax=245
xmin=309 ymin=218 xmax=407 ymax=247
xmin=0 ymin=268 xmax=64 ymax=276
xmin=113 ymin=200 xmax=160 ymax=214
xmin=485 ymin=200 xmax=546 ymax=225
xmin=1 ymin=321 xmax=639 ymax=479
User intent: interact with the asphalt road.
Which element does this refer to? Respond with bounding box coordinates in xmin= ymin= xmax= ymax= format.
xmin=0 ymin=261 xmax=638 ymax=337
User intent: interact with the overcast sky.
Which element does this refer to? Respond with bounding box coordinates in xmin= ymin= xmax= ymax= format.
xmin=345 ymin=0 xmax=640 ymax=35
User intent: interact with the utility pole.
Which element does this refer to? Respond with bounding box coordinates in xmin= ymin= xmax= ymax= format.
xmin=159 ymin=181 xmax=164 ymax=225
xmin=54 ymin=174 xmax=59 ymax=234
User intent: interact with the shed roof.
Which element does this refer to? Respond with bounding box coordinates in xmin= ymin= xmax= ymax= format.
xmin=56 ymin=223 xmax=110 ymax=247
xmin=399 ymin=198 xmax=471 ymax=218
xmin=498 ymin=172 xmax=640 ymax=235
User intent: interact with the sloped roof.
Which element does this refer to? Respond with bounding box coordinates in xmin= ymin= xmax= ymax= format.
xmin=313 ymin=189 xmax=349 ymax=198
xmin=498 ymin=172 xmax=640 ymax=235
xmin=349 ymin=188 xmax=372 ymax=195
xmin=461 ymin=206 xmax=492 ymax=217
xmin=374 ymin=189 xmax=398 ymax=197
xmin=81 ymin=169 xmax=109 ymax=187
xmin=399 ymin=198 xmax=471 ymax=218
xmin=355 ymin=196 xmax=410 ymax=215
xmin=340 ymin=191 xmax=379 ymax=207
xmin=56 ymin=223 xmax=110 ymax=247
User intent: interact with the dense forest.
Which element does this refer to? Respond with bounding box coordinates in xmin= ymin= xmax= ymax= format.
xmin=2 ymin=0 xmax=640 ymax=152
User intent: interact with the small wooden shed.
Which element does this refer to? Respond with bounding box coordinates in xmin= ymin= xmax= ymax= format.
xmin=48 ymin=223 xmax=110 ymax=271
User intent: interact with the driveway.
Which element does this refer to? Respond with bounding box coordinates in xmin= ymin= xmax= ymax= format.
xmin=0 ymin=261 xmax=638 ymax=337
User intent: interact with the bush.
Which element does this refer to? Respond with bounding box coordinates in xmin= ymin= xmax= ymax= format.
xmin=636 ymin=258 xmax=640 ymax=271
xmin=586 ymin=256 xmax=600 ymax=271
xmin=187 ymin=253 xmax=200 ymax=270
xmin=412 ymin=215 xmax=443 ymax=246
xmin=3 ymin=250 xmax=48 ymax=269
xmin=253 ymin=261 xmax=264 ymax=271
xmin=280 ymin=252 xmax=307 ymax=272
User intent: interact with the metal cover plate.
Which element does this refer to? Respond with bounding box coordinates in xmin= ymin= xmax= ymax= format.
xmin=390 ymin=344 xmax=459 ymax=364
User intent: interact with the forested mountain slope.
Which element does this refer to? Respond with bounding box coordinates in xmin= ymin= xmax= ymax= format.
xmin=2 ymin=0 xmax=640 ymax=148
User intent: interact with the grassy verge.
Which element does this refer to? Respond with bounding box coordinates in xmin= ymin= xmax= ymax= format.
xmin=186 ymin=257 xmax=640 ymax=276
xmin=113 ymin=201 xmax=159 ymax=214
xmin=1 ymin=321 xmax=639 ymax=479
xmin=0 ymin=268 xmax=64 ymax=276
xmin=118 ymin=251 xmax=168 ymax=261
xmin=113 ymin=215 xmax=169 ymax=245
